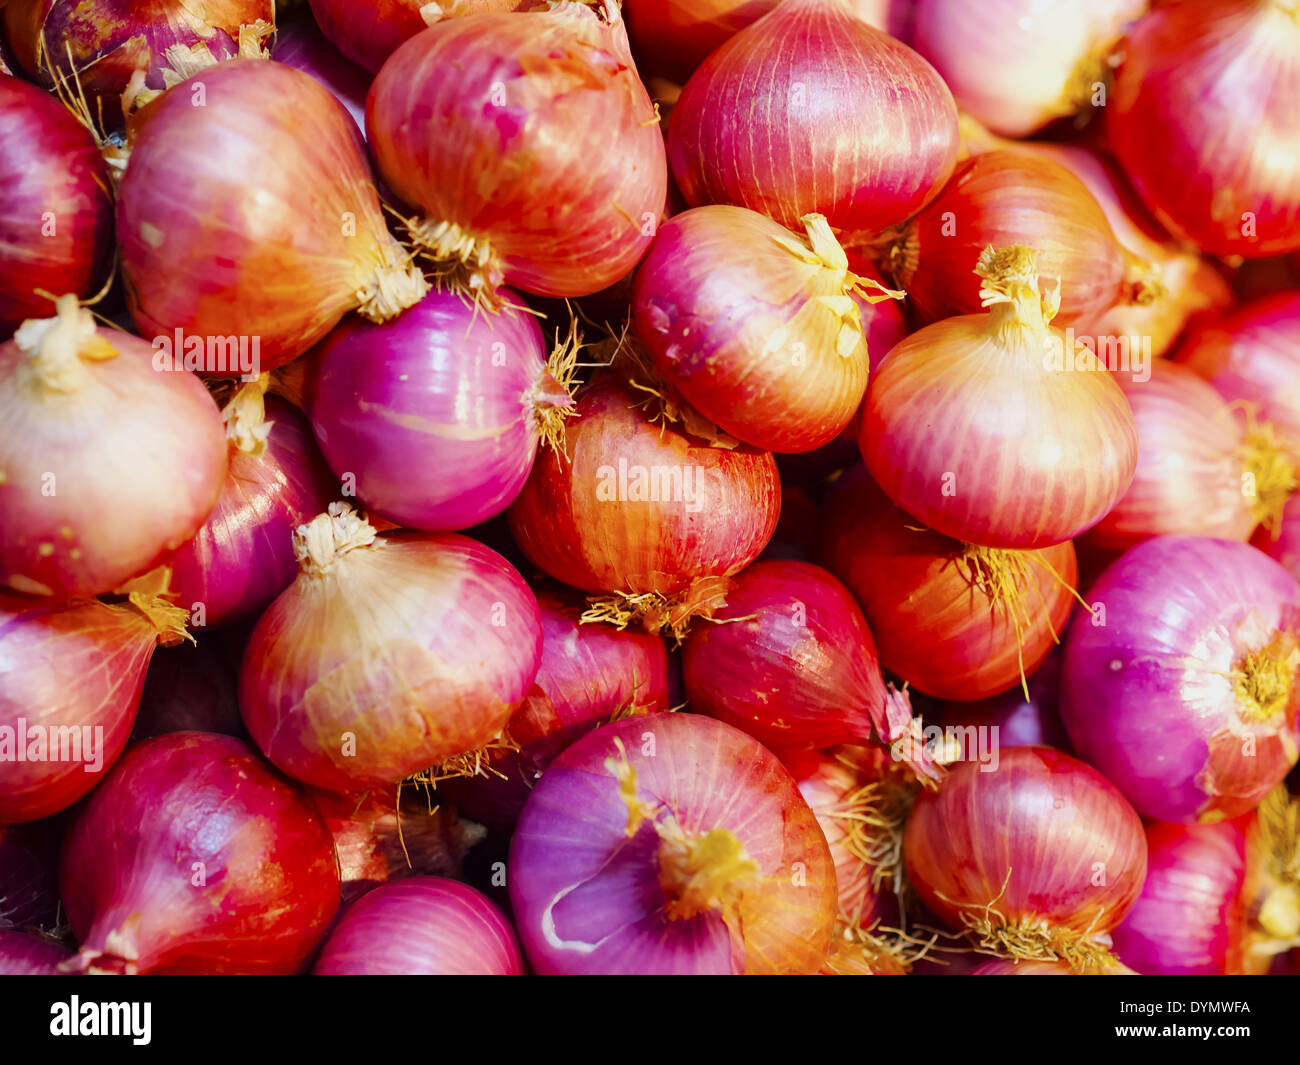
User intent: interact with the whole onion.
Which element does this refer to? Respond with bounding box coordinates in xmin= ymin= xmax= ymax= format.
xmin=1062 ymin=536 xmax=1300 ymax=823
xmin=1111 ymin=820 xmax=1250 ymax=974
xmin=507 ymin=374 xmax=781 ymax=636
xmin=0 ymin=77 xmax=114 ymax=330
xmin=0 ymin=298 xmax=227 ymax=599
xmin=132 ymin=638 xmax=245 ymax=741
xmin=509 ymin=713 xmax=837 ymax=974
xmin=631 ymin=206 xmax=901 ymax=453
xmin=904 ymin=746 xmax=1147 ymax=971
xmin=0 ymin=930 xmax=69 ymax=975
xmin=668 ymin=0 xmax=958 ymax=239
xmin=302 ymin=288 xmax=571 ymax=531
xmin=1109 ymin=0 xmax=1300 ymax=258
xmin=240 ymin=504 xmax=543 ymax=792
xmin=939 ymin=650 xmax=1071 ymax=751
xmin=861 ymin=246 xmax=1138 ymax=549
xmin=119 ymin=61 xmax=427 ymax=373
xmin=820 ymin=465 xmax=1079 ymax=701
xmin=168 ymin=384 xmax=339 ymax=628
xmin=61 ymin=732 xmax=339 ymax=974
xmin=313 ymin=878 xmax=523 ymax=974
xmin=366 ymin=2 xmax=666 ymax=300
xmin=910 ymin=0 xmax=1144 ymax=137
xmin=273 ymin=8 xmax=373 ymax=132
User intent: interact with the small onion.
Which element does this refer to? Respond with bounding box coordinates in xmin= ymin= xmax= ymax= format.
xmin=61 ymin=732 xmax=339 ymax=974
xmin=313 ymin=878 xmax=524 ymax=975
xmin=668 ymin=0 xmax=958 ymax=239
xmin=1061 ymin=536 xmax=1300 ymax=823
xmin=509 ymin=713 xmax=837 ymax=974
xmin=239 ymin=504 xmax=542 ymax=792
xmin=0 ymin=930 xmax=69 ymax=975
xmin=0 ymin=298 xmax=227 ymax=599
xmin=119 ymin=60 xmax=428 ymax=373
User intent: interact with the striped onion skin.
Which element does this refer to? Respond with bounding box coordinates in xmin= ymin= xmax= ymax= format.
xmin=666 ymin=0 xmax=958 ymax=240
xmin=509 ymin=713 xmax=837 ymax=974
xmin=314 ymin=878 xmax=524 ymax=975
xmin=366 ymin=3 xmax=667 ymax=299
xmin=239 ymin=509 xmax=542 ymax=792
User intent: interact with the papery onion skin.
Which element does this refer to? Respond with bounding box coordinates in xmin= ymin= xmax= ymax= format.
xmin=904 ymin=746 xmax=1148 ymax=950
xmin=940 ymin=650 xmax=1070 ymax=751
xmin=0 ymin=930 xmax=69 ymax=975
xmin=910 ymin=0 xmax=1143 ymax=137
xmin=303 ymin=288 xmax=560 ymax=531
xmin=820 ymin=465 xmax=1077 ymax=701
xmin=240 ymin=515 xmax=542 ymax=792
xmin=313 ymin=877 xmax=524 ymax=975
xmin=0 ymin=595 xmax=180 ymax=823
xmin=632 ymin=206 xmax=874 ymax=453
xmin=0 ymin=819 xmax=61 ymax=930
xmin=119 ymin=61 xmax=425 ymax=372
xmin=0 ymin=77 xmax=114 ymax=330
xmin=507 ymin=375 xmax=781 ymax=604
xmin=1111 ymin=820 xmax=1249 ymax=975
xmin=1061 ymin=536 xmax=1300 ymax=824
xmin=667 ymin=0 xmax=958 ymax=239
xmin=438 ymin=586 xmax=671 ymax=830
xmin=61 ymin=732 xmax=339 ymax=974
xmin=1108 ymin=0 xmax=1300 ymax=259
xmin=0 ymin=306 xmax=226 ymax=600
xmin=273 ymin=8 xmax=373 ymax=132
xmin=682 ymin=560 xmax=890 ymax=750
xmin=133 ymin=639 xmax=245 ymax=742
xmin=366 ymin=4 xmax=667 ymax=299
xmin=168 ymin=397 xmax=339 ymax=628
xmin=509 ymin=713 xmax=836 ymax=974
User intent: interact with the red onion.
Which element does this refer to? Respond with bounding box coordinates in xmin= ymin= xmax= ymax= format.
xmin=302 ymin=289 xmax=571 ymax=531
xmin=132 ymin=639 xmax=245 ymax=741
xmin=313 ymin=877 xmax=523 ymax=974
xmin=939 ymin=650 xmax=1071 ymax=751
xmin=631 ymin=206 xmax=901 ymax=453
xmin=507 ymin=374 xmax=781 ymax=636
xmin=0 ymin=77 xmax=113 ymax=330
xmin=0 ymin=592 xmax=189 ymax=823
xmin=1108 ymin=0 xmax=1300 ymax=259
xmin=239 ymin=504 xmax=543 ymax=792
xmin=366 ymin=3 xmax=666 ymax=300
xmin=273 ymin=8 xmax=373 ymax=132
xmin=509 ymin=713 xmax=836 ymax=974
xmin=0 ymin=820 xmax=61 ymax=930
xmin=667 ymin=0 xmax=958 ymax=240
xmin=119 ymin=61 xmax=428 ymax=373
xmin=0 ymin=929 xmax=69 ymax=975
xmin=910 ymin=0 xmax=1143 ymax=137
xmin=168 ymin=386 xmax=339 ymax=628
xmin=0 ymin=298 xmax=227 ymax=599
xmin=862 ymin=245 xmax=1138 ymax=549
xmin=892 ymin=151 xmax=1161 ymax=328
xmin=1061 ymin=536 xmax=1300 ymax=823
xmin=904 ymin=746 xmax=1147 ymax=970
xmin=1110 ymin=820 xmax=1250 ymax=975
xmin=438 ymin=585 xmax=671 ymax=829
xmin=2 ymin=1 xmax=273 ymax=110
xmin=307 ymin=0 xmax=429 ymax=73
xmin=61 ymin=732 xmax=338 ymax=974
xmin=1085 ymin=360 xmax=1292 ymax=552
xmin=820 ymin=465 xmax=1079 ymax=702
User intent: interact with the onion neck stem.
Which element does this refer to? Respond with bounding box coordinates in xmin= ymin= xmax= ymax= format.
xmin=223 ymin=374 xmax=273 ymax=456
xmin=1234 ymin=635 xmax=1300 ymax=723
xmin=14 ymin=295 xmax=118 ymax=395
xmin=293 ymin=503 xmax=380 ymax=575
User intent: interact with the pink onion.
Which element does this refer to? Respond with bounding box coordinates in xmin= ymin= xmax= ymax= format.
xmin=61 ymin=731 xmax=339 ymax=974
xmin=509 ymin=713 xmax=837 ymax=974
xmin=1062 ymin=536 xmax=1300 ymax=823
xmin=239 ymin=504 xmax=542 ymax=792
xmin=0 ymin=929 xmax=69 ymax=975
xmin=313 ymin=877 xmax=523 ymax=974
xmin=667 ymin=0 xmax=958 ymax=240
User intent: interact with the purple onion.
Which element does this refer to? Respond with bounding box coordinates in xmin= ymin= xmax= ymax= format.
xmin=940 ymin=649 xmax=1071 ymax=751
xmin=1062 ymin=536 xmax=1300 ymax=823
xmin=0 ymin=929 xmax=70 ymax=974
xmin=272 ymin=9 xmax=372 ymax=135
xmin=303 ymin=289 xmax=572 ymax=531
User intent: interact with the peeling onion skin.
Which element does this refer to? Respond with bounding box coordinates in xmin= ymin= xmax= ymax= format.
xmin=820 ymin=466 xmax=1077 ymax=702
xmin=0 ymin=930 xmax=70 ymax=975
xmin=1061 ymin=536 xmax=1300 ymax=824
xmin=1111 ymin=820 xmax=1250 ymax=975
xmin=366 ymin=4 xmax=667 ymax=299
xmin=509 ymin=713 xmax=837 ymax=975
xmin=507 ymin=375 xmax=781 ymax=601
xmin=60 ymin=732 xmax=340 ymax=975
xmin=0 ymin=78 xmax=114 ymax=330
xmin=904 ymin=747 xmax=1148 ymax=950
xmin=1108 ymin=0 xmax=1300 ymax=259
xmin=667 ymin=0 xmax=959 ymax=240
xmin=313 ymin=878 xmax=524 ymax=975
